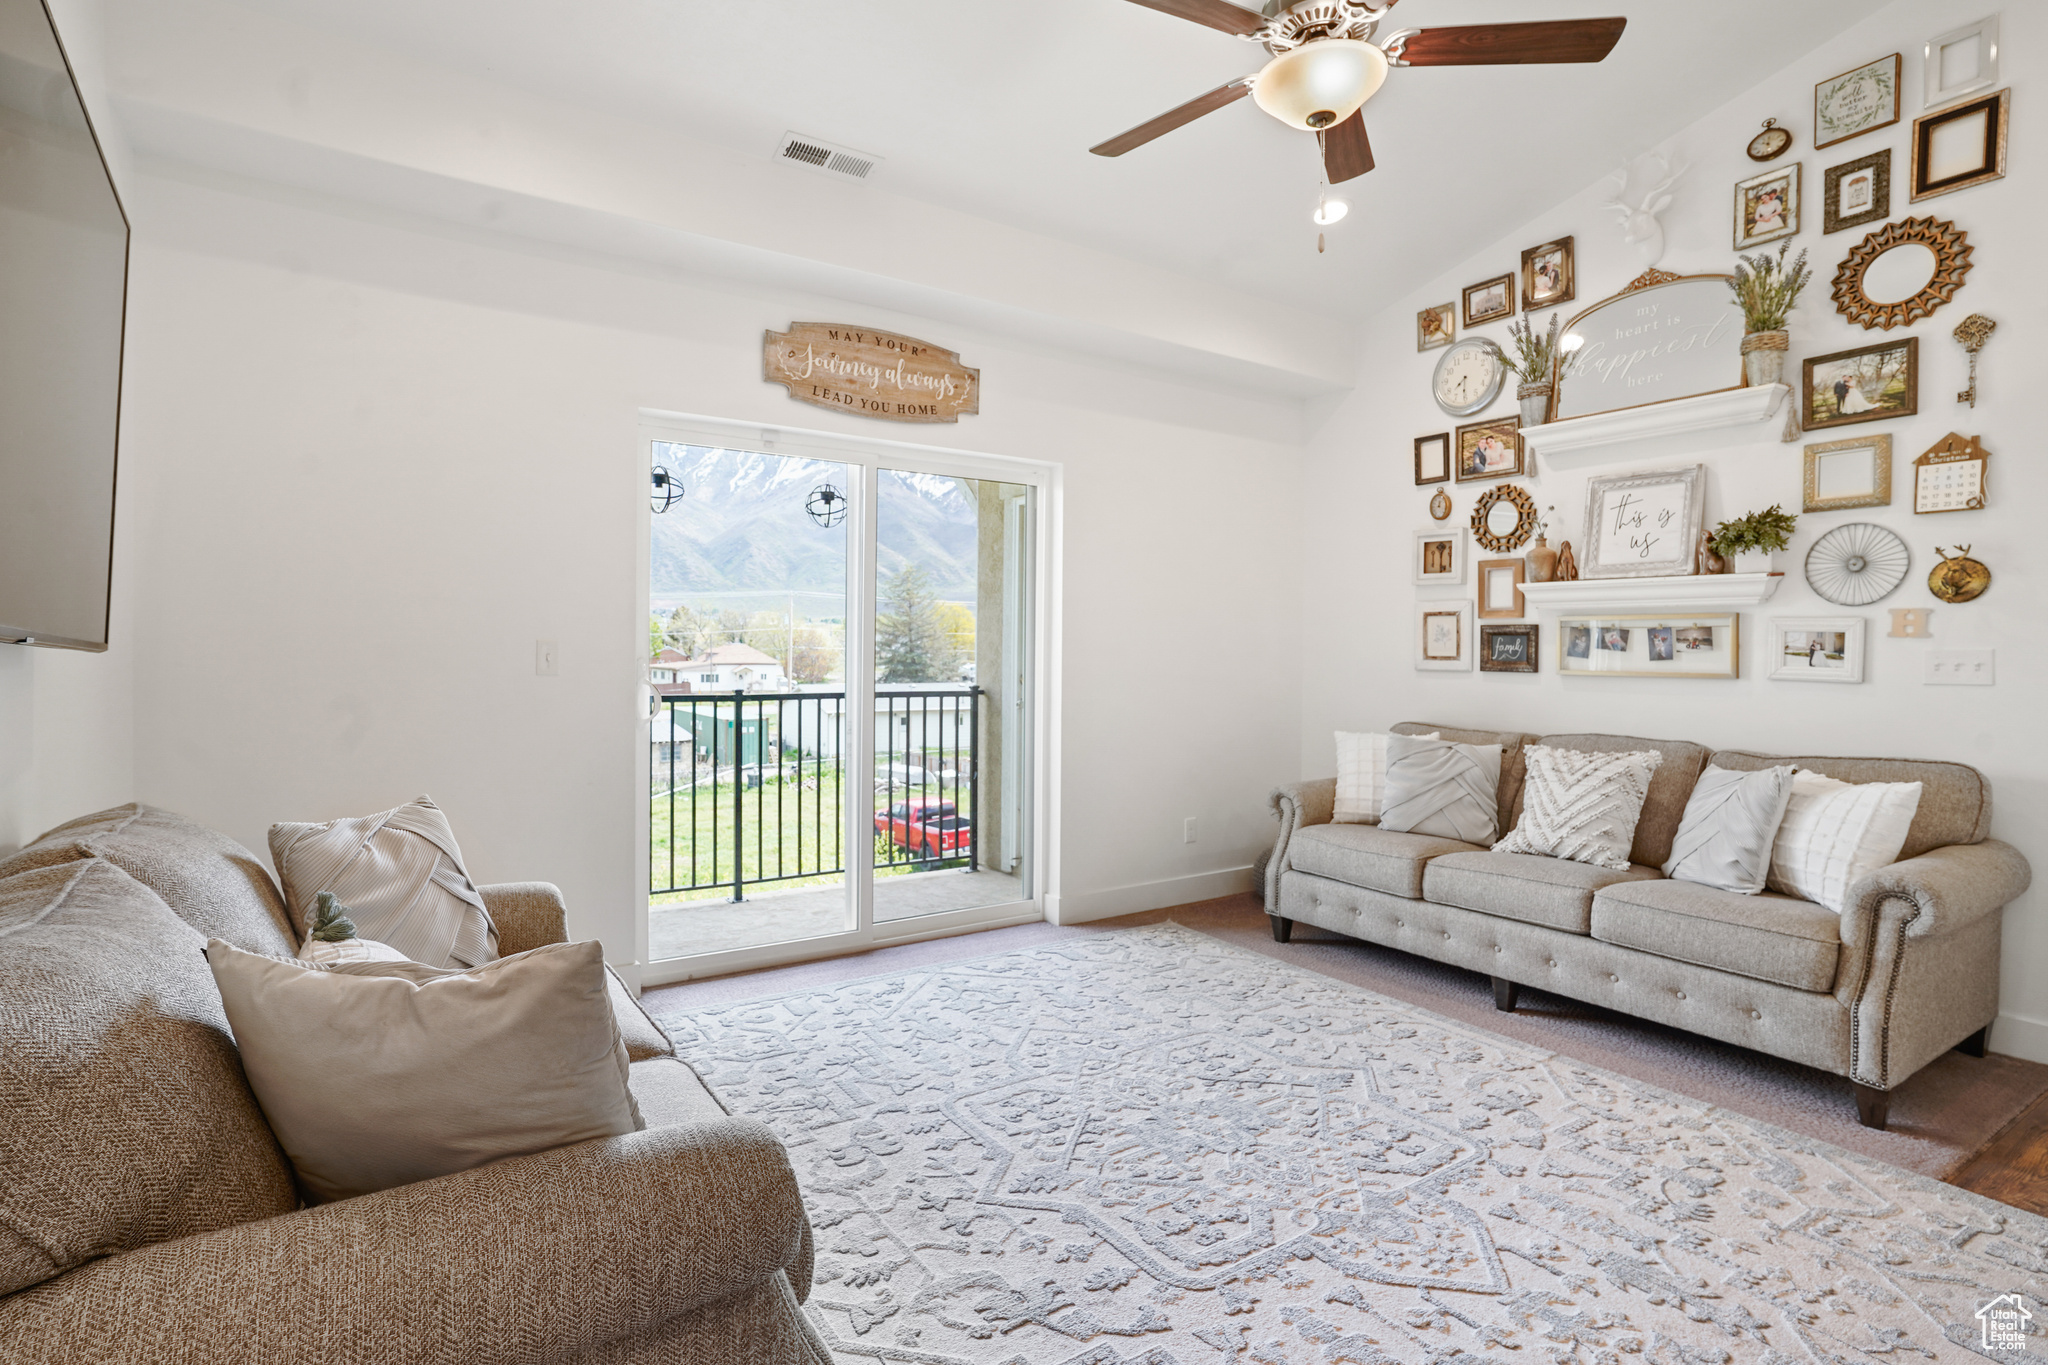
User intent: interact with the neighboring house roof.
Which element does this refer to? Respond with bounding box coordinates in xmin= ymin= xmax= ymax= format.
xmin=676 ymin=642 xmax=783 ymax=669
xmin=655 ymin=648 xmax=687 ymax=665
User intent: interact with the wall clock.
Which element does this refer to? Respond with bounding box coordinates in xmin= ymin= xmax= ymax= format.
xmin=1805 ymin=522 xmax=1910 ymax=605
xmin=1431 ymin=337 xmax=1506 ymax=417
xmin=1747 ymin=118 xmax=1793 ymax=161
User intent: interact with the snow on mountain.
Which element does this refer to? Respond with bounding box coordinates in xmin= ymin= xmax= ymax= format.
xmin=651 ymin=444 xmax=978 ymax=599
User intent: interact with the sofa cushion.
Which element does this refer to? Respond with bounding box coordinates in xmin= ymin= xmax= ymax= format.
xmin=1591 ymin=877 xmax=1842 ymax=993
xmin=1393 ymin=722 xmax=1539 ymax=840
xmin=1710 ymin=750 xmax=1989 ymax=858
xmin=629 ymin=1055 xmax=730 ymax=1127
xmin=1286 ymin=824 xmax=1483 ymax=899
xmin=1422 ymin=851 xmax=1662 ymax=934
xmin=1526 ymin=733 xmax=1710 ymax=867
xmin=0 ymin=860 xmax=299 ymax=1297
xmin=2 ymin=804 xmax=298 ymax=957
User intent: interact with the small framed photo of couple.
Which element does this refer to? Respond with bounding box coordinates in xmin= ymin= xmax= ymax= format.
xmin=1453 ymin=417 xmax=1523 ymax=483
xmin=1733 ymin=164 xmax=1801 ymax=249
xmin=1462 ymin=273 xmax=1515 ymax=327
xmin=1479 ymin=623 xmax=1537 ymax=674
xmin=1519 ymin=237 xmax=1574 ymax=310
xmin=1768 ymin=616 xmax=1866 ymax=683
xmin=1803 ymin=338 xmax=1918 ymax=431
xmin=1417 ymin=302 xmax=1456 ymax=351
xmin=1559 ymin=614 xmax=1739 ymax=679
xmin=1415 ymin=600 xmax=1474 ymax=672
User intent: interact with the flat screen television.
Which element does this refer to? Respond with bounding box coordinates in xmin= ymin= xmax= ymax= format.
xmin=0 ymin=0 xmax=128 ymax=650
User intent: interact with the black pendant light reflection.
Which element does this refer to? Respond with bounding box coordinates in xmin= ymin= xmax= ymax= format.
xmin=806 ymin=482 xmax=848 ymax=528
xmin=651 ymin=465 xmax=684 ymax=514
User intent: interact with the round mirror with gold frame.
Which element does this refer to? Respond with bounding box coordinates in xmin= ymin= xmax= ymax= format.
xmin=1470 ymin=484 xmax=1537 ymax=553
xmin=1831 ymin=216 xmax=1972 ymax=331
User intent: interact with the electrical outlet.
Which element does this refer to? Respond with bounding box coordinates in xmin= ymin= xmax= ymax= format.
xmin=1924 ymin=648 xmax=1993 ymax=685
xmin=535 ymin=639 xmax=559 ymax=676
xmin=1182 ymin=817 xmax=1199 ymax=845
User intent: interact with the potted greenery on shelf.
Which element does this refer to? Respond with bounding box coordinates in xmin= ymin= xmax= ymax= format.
xmin=1502 ymin=313 xmax=1563 ymax=428
xmin=1710 ymin=504 xmax=1798 ymax=575
xmin=1728 ymin=241 xmax=1811 ymax=388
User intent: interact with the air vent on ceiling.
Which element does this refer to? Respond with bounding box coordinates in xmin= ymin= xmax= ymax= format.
xmin=776 ymin=132 xmax=883 ymax=182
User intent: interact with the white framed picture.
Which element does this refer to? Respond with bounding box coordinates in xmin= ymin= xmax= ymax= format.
xmin=1925 ymin=15 xmax=1999 ymax=110
xmin=1580 ymin=464 xmax=1706 ymax=580
xmin=1769 ymin=616 xmax=1866 ymax=683
xmin=1415 ymin=528 xmax=1466 ymax=586
xmin=1415 ymin=600 xmax=1474 ymax=672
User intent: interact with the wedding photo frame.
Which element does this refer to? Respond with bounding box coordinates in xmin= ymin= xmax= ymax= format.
xmin=1415 ymin=528 xmax=1466 ymax=586
xmin=1823 ymin=149 xmax=1890 ymax=233
xmin=1479 ymin=623 xmax=1538 ymax=674
xmin=1454 ymin=418 xmax=1523 ymax=483
xmin=1463 ymin=273 xmax=1515 ymax=327
xmin=1814 ymin=53 xmax=1900 ymax=148
xmin=1733 ymin=164 xmax=1801 ymax=249
xmin=1803 ymin=434 xmax=1893 ymax=512
xmin=1579 ymin=465 xmax=1706 ymax=580
xmin=1559 ymin=613 xmax=1739 ymax=679
xmin=1803 ymin=338 xmax=1918 ymax=431
xmin=1414 ymin=432 xmax=1451 ymax=485
xmin=1416 ymin=600 xmax=1474 ymax=672
xmin=1910 ymin=87 xmax=2009 ymax=201
xmin=1520 ymin=237 xmax=1574 ymax=311
xmin=1768 ymin=616 xmax=1866 ymax=683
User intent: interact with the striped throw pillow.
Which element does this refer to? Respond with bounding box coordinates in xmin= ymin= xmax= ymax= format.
xmin=1766 ymin=772 xmax=1922 ymax=913
xmin=1333 ymin=730 xmax=1437 ymax=824
xmin=269 ymin=797 xmax=497 ymax=969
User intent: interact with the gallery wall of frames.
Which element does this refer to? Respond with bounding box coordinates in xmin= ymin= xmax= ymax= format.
xmin=1298 ymin=4 xmax=2048 ymax=1047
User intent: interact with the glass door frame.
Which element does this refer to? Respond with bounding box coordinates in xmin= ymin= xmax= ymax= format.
xmin=635 ymin=409 xmax=1059 ymax=987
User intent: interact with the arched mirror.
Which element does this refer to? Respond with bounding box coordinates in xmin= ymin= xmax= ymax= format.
xmin=1833 ymin=218 xmax=1972 ymax=330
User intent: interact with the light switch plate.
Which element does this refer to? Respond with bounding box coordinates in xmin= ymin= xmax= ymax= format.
xmin=1924 ymin=648 xmax=1993 ymax=685
xmin=536 ymin=639 xmax=560 ymax=676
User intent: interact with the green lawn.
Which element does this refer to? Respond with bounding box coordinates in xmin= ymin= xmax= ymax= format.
xmin=650 ymin=764 xmax=973 ymax=905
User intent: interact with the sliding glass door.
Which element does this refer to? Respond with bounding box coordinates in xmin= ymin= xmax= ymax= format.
xmin=640 ymin=421 xmax=1044 ymax=982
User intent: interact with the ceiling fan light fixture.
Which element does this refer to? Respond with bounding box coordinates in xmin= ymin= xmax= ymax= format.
xmin=1312 ymin=197 xmax=1348 ymax=225
xmin=1251 ymin=39 xmax=1388 ymax=132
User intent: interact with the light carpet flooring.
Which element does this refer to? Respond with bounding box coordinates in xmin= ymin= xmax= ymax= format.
xmin=652 ymin=920 xmax=2048 ymax=1365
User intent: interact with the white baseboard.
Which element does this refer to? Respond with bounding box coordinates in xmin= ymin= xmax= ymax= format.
xmin=1047 ymin=866 xmax=1255 ymax=926
xmin=1993 ymin=1011 xmax=2048 ymax=1065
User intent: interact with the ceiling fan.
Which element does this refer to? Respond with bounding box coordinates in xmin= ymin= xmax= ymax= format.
xmin=1091 ymin=0 xmax=1627 ymax=183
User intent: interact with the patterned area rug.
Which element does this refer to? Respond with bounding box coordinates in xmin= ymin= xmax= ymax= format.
xmin=656 ymin=923 xmax=2046 ymax=1364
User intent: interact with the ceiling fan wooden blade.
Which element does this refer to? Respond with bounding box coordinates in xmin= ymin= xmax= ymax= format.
xmin=1119 ymin=0 xmax=1268 ymax=37
xmin=1320 ymin=111 xmax=1374 ymax=183
xmin=1393 ymin=17 xmax=1627 ymax=66
xmin=1090 ymin=79 xmax=1252 ymax=157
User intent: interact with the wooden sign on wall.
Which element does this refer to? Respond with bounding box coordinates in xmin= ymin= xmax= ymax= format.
xmin=763 ymin=322 xmax=980 ymax=424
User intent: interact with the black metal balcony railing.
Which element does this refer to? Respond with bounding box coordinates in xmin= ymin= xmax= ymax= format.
xmin=651 ymin=687 xmax=979 ymax=901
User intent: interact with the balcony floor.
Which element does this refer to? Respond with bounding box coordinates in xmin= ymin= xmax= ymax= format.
xmin=648 ymin=868 xmax=1025 ymax=962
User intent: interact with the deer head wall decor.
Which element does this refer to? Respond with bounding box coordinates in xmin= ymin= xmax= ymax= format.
xmin=1602 ymin=152 xmax=1688 ymax=269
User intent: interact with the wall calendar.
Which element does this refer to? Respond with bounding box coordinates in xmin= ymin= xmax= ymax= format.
xmin=1913 ymin=432 xmax=1988 ymax=514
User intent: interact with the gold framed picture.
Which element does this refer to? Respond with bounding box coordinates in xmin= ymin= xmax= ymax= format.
xmin=1476 ymin=558 xmax=1526 ymax=619
xmin=1520 ymin=237 xmax=1574 ymax=310
xmin=1823 ymin=149 xmax=1890 ymax=234
xmin=1462 ymin=273 xmax=1514 ymax=327
xmin=1416 ymin=601 xmax=1473 ymax=672
xmin=1733 ymin=164 xmax=1800 ymax=249
xmin=1910 ymin=88 xmax=2008 ymax=201
xmin=1803 ymin=434 xmax=1892 ymax=512
xmin=1803 ymin=338 xmax=1918 ymax=431
xmin=1453 ymin=417 xmax=1522 ymax=483
xmin=1417 ymin=302 xmax=1456 ymax=351
xmin=1560 ymin=613 xmax=1739 ymax=679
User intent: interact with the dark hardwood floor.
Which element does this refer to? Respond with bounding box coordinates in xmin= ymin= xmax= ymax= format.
xmin=1950 ymin=1090 xmax=2048 ymax=1215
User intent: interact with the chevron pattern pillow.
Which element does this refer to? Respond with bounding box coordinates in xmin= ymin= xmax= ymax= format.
xmin=1493 ymin=745 xmax=1664 ymax=871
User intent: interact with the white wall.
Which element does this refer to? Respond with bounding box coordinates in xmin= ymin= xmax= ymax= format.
xmin=1298 ymin=0 xmax=2048 ymax=1056
xmin=114 ymin=169 xmax=1302 ymax=967
xmin=0 ymin=0 xmax=136 ymax=855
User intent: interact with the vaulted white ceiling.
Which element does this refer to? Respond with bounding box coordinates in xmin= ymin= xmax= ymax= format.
xmin=103 ymin=0 xmax=1890 ymax=395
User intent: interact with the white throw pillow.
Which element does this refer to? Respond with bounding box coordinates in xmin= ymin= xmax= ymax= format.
xmin=297 ymin=936 xmax=410 ymax=966
xmin=1766 ymin=771 xmax=1922 ymax=913
xmin=206 ymin=938 xmax=643 ymax=1204
xmin=1379 ymin=734 xmax=1502 ymax=844
xmin=1493 ymin=745 xmax=1663 ymax=871
xmin=269 ymin=796 xmax=497 ymax=969
xmin=1662 ymin=765 xmax=1798 ymax=895
xmin=1333 ymin=730 xmax=1438 ymax=824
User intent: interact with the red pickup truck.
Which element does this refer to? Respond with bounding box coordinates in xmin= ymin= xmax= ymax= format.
xmin=875 ymin=799 xmax=972 ymax=860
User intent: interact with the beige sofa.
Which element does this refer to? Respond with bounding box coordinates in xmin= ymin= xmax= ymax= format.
xmin=0 ymin=804 xmax=828 ymax=1365
xmin=1267 ymin=724 xmax=2031 ymax=1130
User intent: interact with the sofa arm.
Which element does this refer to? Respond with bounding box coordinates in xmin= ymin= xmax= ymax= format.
xmin=481 ymin=881 xmax=568 ymax=955
xmin=1265 ymin=778 xmax=1337 ymax=913
xmin=0 ymin=1118 xmax=810 ymax=1365
xmin=1843 ymin=839 xmax=2031 ymax=946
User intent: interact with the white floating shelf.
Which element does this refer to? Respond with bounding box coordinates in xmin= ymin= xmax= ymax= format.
xmin=1521 ymin=573 xmax=1784 ymax=610
xmin=1522 ymin=384 xmax=1794 ymax=469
